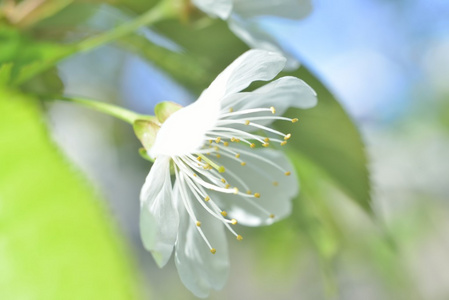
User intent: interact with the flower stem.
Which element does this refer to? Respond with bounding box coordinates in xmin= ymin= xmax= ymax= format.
xmin=16 ymin=0 xmax=176 ymax=85
xmin=57 ymin=96 xmax=149 ymax=124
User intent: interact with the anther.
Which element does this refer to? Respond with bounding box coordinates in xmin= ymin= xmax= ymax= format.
xmin=280 ymin=141 xmax=287 ymax=146
xmin=233 ymin=187 xmax=239 ymax=194
xmin=216 ymin=154 xmax=221 ymax=158
xmin=262 ymin=143 xmax=269 ymax=147
xmin=264 ymin=137 xmax=270 ymax=142
xmin=218 ymin=166 xmax=225 ymax=173
xmin=284 ymin=133 xmax=292 ymax=140
xmin=273 ymin=181 xmax=279 ymax=186
xmin=209 ymin=140 xmax=213 ymax=144
xmin=229 ymin=107 xmax=234 ymax=112
xmin=231 ymin=219 xmax=238 ymax=225
xmin=270 ymin=106 xmax=276 ymax=114
xmin=250 ymin=143 xmax=256 ymax=148
xmin=225 ymin=184 xmax=230 ymax=189
xmin=231 ymin=137 xmax=236 ymax=142
xmin=254 ymin=193 xmax=261 ymax=198
xmin=246 ymin=190 xmax=252 ymax=195
xmin=292 ymin=118 xmax=298 ymax=123
xmin=204 ymin=196 xmax=210 ymax=202
xmin=196 ymin=156 xmax=202 ymax=161
xmin=210 ymin=248 xmax=217 ymax=254
xmin=223 ymin=141 xmax=229 ymax=147
xmin=196 ymin=221 xmax=201 ymax=227
xmin=241 ymin=162 xmax=246 ymax=166
xmin=221 ymin=178 xmax=226 ymax=183
xmin=269 ymin=214 xmax=275 ymax=219
xmin=221 ymin=211 xmax=228 ymax=217
xmin=237 ymin=235 xmax=243 ymax=241
xmin=285 ymin=171 xmax=291 ymax=176
xmin=235 ymin=153 xmax=240 ymax=158
xmin=215 ymin=137 xmax=221 ymax=143
xmin=235 ymin=139 xmax=241 ymax=142
xmin=193 ymin=173 xmax=197 ymax=177
xmin=245 ymin=120 xmax=250 ymax=125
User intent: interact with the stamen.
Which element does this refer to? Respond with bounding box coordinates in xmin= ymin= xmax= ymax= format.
xmin=284 ymin=133 xmax=292 ymax=140
xmin=280 ymin=141 xmax=287 ymax=146
xmin=254 ymin=193 xmax=260 ymax=198
xmin=237 ymin=235 xmax=243 ymax=241
xmin=215 ymin=137 xmax=221 ymax=143
xmin=273 ymin=181 xmax=279 ymax=186
xmin=220 ymin=107 xmax=273 ymax=118
xmin=241 ymin=162 xmax=246 ymax=166
xmin=231 ymin=219 xmax=238 ymax=225
xmin=292 ymin=118 xmax=298 ymax=123
xmin=285 ymin=171 xmax=291 ymax=176
xmin=262 ymin=143 xmax=269 ymax=147
xmin=270 ymin=106 xmax=276 ymax=114
xmin=221 ymin=211 xmax=228 ymax=217
xmin=245 ymin=120 xmax=250 ymax=125
xmin=196 ymin=221 xmax=201 ymax=227
xmin=210 ymin=248 xmax=216 ymax=254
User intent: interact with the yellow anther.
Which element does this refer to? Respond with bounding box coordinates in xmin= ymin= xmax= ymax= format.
xmin=196 ymin=221 xmax=201 ymax=227
xmin=214 ymin=146 xmax=219 ymax=151
xmin=237 ymin=235 xmax=243 ymax=241
xmin=241 ymin=162 xmax=246 ymax=166
xmin=245 ymin=120 xmax=250 ymax=125
xmin=206 ymin=152 xmax=210 ymax=155
xmin=273 ymin=181 xmax=279 ymax=186
xmin=262 ymin=143 xmax=269 ymax=147
xmin=225 ymin=184 xmax=230 ymax=189
xmin=250 ymin=143 xmax=256 ymax=148
xmin=215 ymin=137 xmax=221 ymax=143
xmin=292 ymin=118 xmax=299 ymax=123
xmin=231 ymin=219 xmax=238 ymax=225
xmin=221 ymin=178 xmax=226 ymax=183
xmin=223 ymin=141 xmax=229 ymax=147
xmin=235 ymin=153 xmax=240 ymax=158
xmin=216 ymin=154 xmax=221 ymax=158
xmin=218 ymin=166 xmax=225 ymax=173
xmin=285 ymin=171 xmax=291 ymax=176
xmin=235 ymin=139 xmax=241 ymax=143
xmin=229 ymin=107 xmax=234 ymax=112
xmin=280 ymin=141 xmax=287 ymax=146
xmin=196 ymin=156 xmax=202 ymax=161
xmin=231 ymin=137 xmax=236 ymax=142
xmin=233 ymin=187 xmax=239 ymax=194
xmin=264 ymin=137 xmax=270 ymax=142
xmin=203 ymin=164 xmax=211 ymax=169
xmin=284 ymin=133 xmax=292 ymax=140
xmin=246 ymin=190 xmax=252 ymax=195
xmin=193 ymin=173 xmax=197 ymax=177
xmin=209 ymin=140 xmax=213 ymax=144
xmin=270 ymin=106 xmax=276 ymax=114
xmin=204 ymin=196 xmax=210 ymax=202
xmin=210 ymin=248 xmax=217 ymax=254
xmin=269 ymin=214 xmax=275 ymax=219
xmin=254 ymin=193 xmax=261 ymax=198
xmin=221 ymin=211 xmax=228 ymax=217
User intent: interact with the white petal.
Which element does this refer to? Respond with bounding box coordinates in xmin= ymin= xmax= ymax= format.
xmin=228 ymin=17 xmax=300 ymax=70
xmin=193 ymin=0 xmax=233 ymax=19
xmin=149 ymin=97 xmax=220 ymax=158
xmin=223 ymin=76 xmax=317 ymax=126
xmin=233 ymin=0 xmax=313 ymax=20
xmin=199 ymin=49 xmax=286 ymax=104
xmin=174 ymin=179 xmax=229 ymax=298
xmin=212 ymin=147 xmax=298 ymax=226
xmin=140 ymin=156 xmax=178 ymax=268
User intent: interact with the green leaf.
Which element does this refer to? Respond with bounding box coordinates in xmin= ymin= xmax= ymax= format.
xmin=0 ymin=88 xmax=141 ymax=299
xmin=276 ymin=67 xmax=372 ymax=213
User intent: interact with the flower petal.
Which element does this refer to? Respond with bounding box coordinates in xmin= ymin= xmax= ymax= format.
xmin=174 ymin=177 xmax=229 ymax=298
xmin=193 ymin=0 xmax=233 ymax=19
xmin=222 ymin=76 xmax=317 ymax=126
xmin=212 ymin=147 xmax=298 ymax=226
xmin=199 ymin=49 xmax=286 ymax=103
xmin=140 ymin=155 xmax=178 ymax=268
xmin=233 ymin=0 xmax=313 ymax=20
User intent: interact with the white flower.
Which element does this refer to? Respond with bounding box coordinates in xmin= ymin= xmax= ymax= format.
xmin=138 ymin=49 xmax=316 ymax=297
xmin=192 ymin=0 xmax=313 ymax=70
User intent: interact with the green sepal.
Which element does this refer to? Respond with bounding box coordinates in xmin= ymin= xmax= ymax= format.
xmin=133 ymin=119 xmax=160 ymax=150
xmin=154 ymin=101 xmax=182 ymax=123
xmin=138 ymin=148 xmax=155 ymax=162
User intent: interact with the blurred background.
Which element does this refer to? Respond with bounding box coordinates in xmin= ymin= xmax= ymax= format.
xmin=1 ymin=0 xmax=449 ymax=299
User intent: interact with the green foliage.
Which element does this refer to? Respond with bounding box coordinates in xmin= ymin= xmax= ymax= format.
xmin=0 ymin=88 xmax=140 ymax=300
